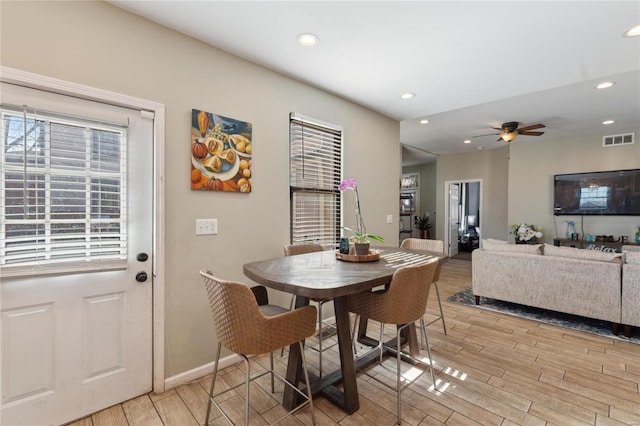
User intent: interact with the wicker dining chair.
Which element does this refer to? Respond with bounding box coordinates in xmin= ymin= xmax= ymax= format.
xmin=400 ymin=238 xmax=447 ymax=342
xmin=200 ymin=270 xmax=318 ymax=426
xmin=283 ymin=243 xmax=337 ymax=377
xmin=346 ymin=260 xmax=439 ymax=425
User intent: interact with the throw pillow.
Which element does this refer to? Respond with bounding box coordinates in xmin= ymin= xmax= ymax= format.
xmin=482 ymin=239 xmax=542 ymax=254
xmin=543 ymin=244 xmax=624 ymax=263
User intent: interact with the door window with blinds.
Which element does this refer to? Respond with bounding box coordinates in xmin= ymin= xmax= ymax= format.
xmin=0 ymin=105 xmax=127 ymax=276
xmin=289 ymin=113 xmax=342 ymax=247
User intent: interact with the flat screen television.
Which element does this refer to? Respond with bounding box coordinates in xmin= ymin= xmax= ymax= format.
xmin=553 ymin=169 xmax=640 ymax=215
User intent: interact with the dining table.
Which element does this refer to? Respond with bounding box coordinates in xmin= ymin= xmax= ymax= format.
xmin=242 ymin=246 xmax=447 ymax=414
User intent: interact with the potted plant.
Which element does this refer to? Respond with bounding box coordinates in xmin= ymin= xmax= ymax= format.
xmin=339 ymin=178 xmax=385 ymax=254
xmin=415 ymin=213 xmax=432 ymax=239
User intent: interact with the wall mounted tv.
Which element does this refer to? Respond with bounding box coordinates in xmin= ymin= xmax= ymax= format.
xmin=554 ymin=169 xmax=640 ymax=215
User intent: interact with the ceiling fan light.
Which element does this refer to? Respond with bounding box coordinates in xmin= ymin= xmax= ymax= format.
xmin=500 ymin=132 xmax=518 ymax=142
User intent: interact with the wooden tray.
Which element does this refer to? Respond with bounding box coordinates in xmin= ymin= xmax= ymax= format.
xmin=335 ymin=249 xmax=380 ymax=262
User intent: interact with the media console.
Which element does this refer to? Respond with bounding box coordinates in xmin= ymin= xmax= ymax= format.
xmin=553 ymin=238 xmax=639 ymax=253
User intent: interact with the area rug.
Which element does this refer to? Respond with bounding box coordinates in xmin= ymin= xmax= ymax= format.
xmin=448 ymin=288 xmax=639 ymax=344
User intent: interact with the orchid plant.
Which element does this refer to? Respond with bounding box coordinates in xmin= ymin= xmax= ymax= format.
xmin=338 ymin=178 xmax=385 ymax=244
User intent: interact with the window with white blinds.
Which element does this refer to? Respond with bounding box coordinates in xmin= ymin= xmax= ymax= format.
xmin=0 ymin=105 xmax=127 ymax=274
xmin=289 ymin=113 xmax=342 ymax=248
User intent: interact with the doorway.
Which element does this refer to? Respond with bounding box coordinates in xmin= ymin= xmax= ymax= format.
xmin=0 ymin=68 xmax=166 ymax=425
xmin=444 ymin=179 xmax=482 ymax=258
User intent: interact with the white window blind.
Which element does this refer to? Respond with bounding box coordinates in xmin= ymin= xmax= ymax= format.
xmin=0 ymin=105 xmax=128 ymax=275
xmin=289 ymin=113 xmax=342 ymax=247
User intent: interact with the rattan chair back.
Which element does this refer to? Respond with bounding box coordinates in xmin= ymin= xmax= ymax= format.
xmin=284 ymin=243 xmax=324 ymax=256
xmin=400 ymin=238 xmax=444 ymax=282
xmin=200 ymin=270 xmax=316 ymax=355
xmin=346 ymin=259 xmax=439 ymax=325
xmin=400 ymin=238 xmax=444 ymax=253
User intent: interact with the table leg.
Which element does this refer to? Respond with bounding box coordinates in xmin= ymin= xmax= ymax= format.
xmin=332 ymin=296 xmax=360 ymax=413
xmin=282 ymin=296 xmax=308 ymax=410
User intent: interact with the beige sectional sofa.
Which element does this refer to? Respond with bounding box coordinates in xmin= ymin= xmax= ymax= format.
xmin=621 ymin=246 xmax=640 ymax=337
xmin=472 ymin=239 xmax=625 ymax=334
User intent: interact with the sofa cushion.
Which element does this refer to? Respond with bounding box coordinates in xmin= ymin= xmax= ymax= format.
xmin=624 ymin=250 xmax=640 ymax=265
xmin=543 ymin=244 xmax=623 ymax=264
xmin=482 ymin=239 xmax=542 ymax=254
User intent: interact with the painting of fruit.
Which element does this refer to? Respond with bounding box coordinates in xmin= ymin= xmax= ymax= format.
xmin=191 ymin=109 xmax=252 ymax=192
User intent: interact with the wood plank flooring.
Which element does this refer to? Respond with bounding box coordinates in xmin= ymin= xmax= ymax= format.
xmin=66 ymin=259 xmax=639 ymax=426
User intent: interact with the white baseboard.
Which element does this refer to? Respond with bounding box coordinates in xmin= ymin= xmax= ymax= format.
xmin=164 ymin=353 xmax=241 ymax=390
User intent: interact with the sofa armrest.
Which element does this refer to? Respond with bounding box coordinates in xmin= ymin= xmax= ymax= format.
xmin=622 ymin=263 xmax=640 ymax=327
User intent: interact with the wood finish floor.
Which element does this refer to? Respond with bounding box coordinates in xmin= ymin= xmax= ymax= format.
xmin=67 ymin=259 xmax=640 ymax=426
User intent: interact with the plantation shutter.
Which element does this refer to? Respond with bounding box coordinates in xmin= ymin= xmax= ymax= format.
xmin=0 ymin=104 xmax=128 ymax=276
xmin=289 ymin=113 xmax=342 ymax=248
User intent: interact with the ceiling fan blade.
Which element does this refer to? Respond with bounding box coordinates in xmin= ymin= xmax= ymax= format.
xmin=496 ymin=137 xmax=503 ymax=142
xmin=518 ymin=131 xmax=545 ymax=136
xmin=491 ymin=127 xmax=503 ymax=131
xmin=517 ymin=124 xmax=545 ymax=132
xmin=473 ymin=132 xmax=499 ymax=138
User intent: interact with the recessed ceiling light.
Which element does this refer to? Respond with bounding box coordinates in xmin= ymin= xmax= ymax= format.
xmin=624 ymin=24 xmax=640 ymax=37
xmin=297 ymin=33 xmax=319 ymax=47
xmin=400 ymin=93 xmax=415 ymax=100
xmin=420 ymin=119 xmax=429 ymax=124
xmin=464 ymin=140 xmax=471 ymax=144
xmin=596 ymin=81 xmax=616 ymax=89
xmin=603 ymin=120 xmax=615 ymax=125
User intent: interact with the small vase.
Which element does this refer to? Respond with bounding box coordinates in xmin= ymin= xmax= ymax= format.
xmin=354 ymin=242 xmax=370 ymax=255
xmin=566 ymin=222 xmax=575 ymax=239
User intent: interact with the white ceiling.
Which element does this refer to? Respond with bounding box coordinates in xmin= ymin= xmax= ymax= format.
xmin=110 ymin=1 xmax=640 ymax=164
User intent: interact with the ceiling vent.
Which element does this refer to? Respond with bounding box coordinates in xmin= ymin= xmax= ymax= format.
xmin=603 ymin=133 xmax=634 ymax=147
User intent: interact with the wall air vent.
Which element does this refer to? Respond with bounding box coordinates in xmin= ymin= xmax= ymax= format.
xmin=603 ymin=133 xmax=634 ymax=147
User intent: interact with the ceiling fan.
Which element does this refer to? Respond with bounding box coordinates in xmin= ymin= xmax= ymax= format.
xmin=474 ymin=122 xmax=545 ymax=142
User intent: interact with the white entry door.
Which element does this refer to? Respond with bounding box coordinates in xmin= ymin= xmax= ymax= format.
xmin=448 ymin=183 xmax=460 ymax=257
xmin=0 ymin=83 xmax=153 ymax=425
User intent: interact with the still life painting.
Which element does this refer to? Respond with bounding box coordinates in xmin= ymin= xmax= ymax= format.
xmin=190 ymin=108 xmax=252 ymax=192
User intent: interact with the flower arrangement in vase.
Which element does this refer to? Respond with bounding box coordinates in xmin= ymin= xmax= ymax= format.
xmin=510 ymin=223 xmax=543 ymax=244
xmin=338 ymin=178 xmax=384 ymax=254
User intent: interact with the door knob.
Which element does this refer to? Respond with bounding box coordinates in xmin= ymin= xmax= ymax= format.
xmin=137 ymin=253 xmax=149 ymax=262
xmin=136 ymin=271 xmax=148 ymax=282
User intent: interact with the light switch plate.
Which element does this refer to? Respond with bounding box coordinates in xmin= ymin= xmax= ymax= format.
xmin=386 ymin=214 xmax=393 ymax=224
xmin=196 ymin=218 xmax=218 ymax=235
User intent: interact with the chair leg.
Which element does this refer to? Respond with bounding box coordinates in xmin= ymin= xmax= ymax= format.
xmin=379 ymin=324 xmax=385 ymax=365
xmin=270 ymin=352 xmax=275 ymax=393
xmin=318 ymin=300 xmax=323 ymax=377
xmin=396 ymin=328 xmax=402 ymax=425
xmin=422 ymin=326 xmax=437 ymax=388
xmin=299 ymin=341 xmax=317 ymax=426
xmin=242 ymin=355 xmax=251 ymax=426
xmin=351 ymin=314 xmax=360 ymax=355
xmin=433 ymin=282 xmax=447 ymax=335
xmin=205 ymin=342 xmax=222 ymax=426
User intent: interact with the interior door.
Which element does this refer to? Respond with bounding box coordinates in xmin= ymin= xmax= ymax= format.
xmin=448 ymin=183 xmax=460 ymax=257
xmin=0 ymin=83 xmax=153 ymax=425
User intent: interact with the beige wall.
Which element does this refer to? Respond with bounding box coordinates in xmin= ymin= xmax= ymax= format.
xmin=509 ymin=131 xmax=640 ymax=243
xmin=1 ymin=1 xmax=400 ymax=377
xmin=435 ymin=147 xmax=510 ymax=242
